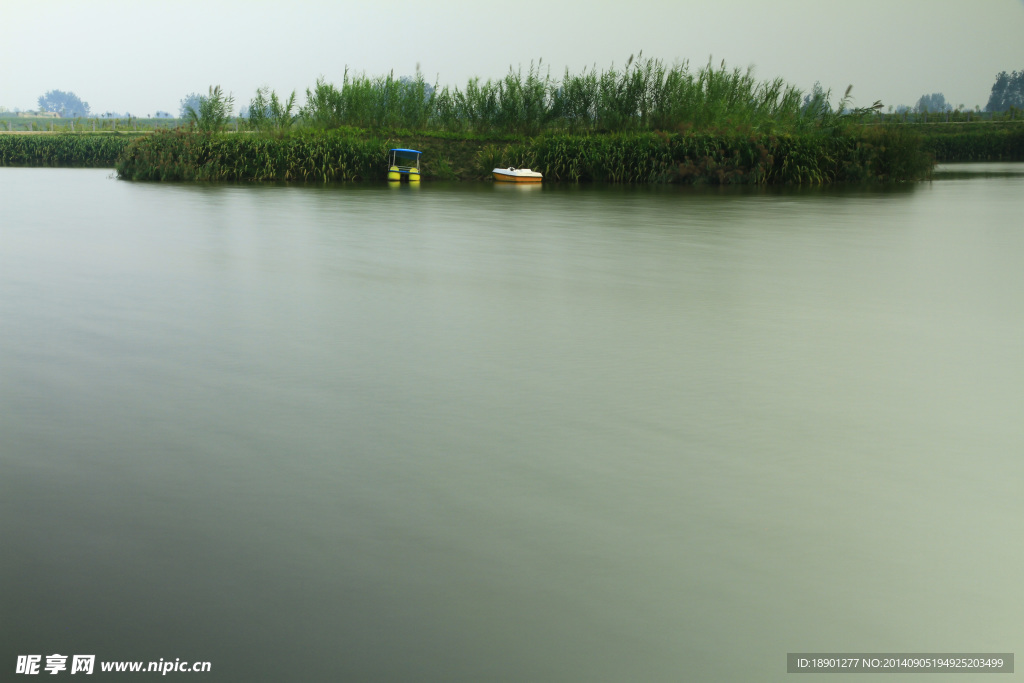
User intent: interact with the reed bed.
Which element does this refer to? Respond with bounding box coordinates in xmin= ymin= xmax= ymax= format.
xmin=300 ymin=69 xmax=435 ymax=131
xmin=913 ymin=124 xmax=1024 ymax=161
xmin=5 ymin=54 xmax=939 ymax=184
xmin=502 ymin=126 xmax=931 ymax=184
xmin=115 ymin=130 xmax=387 ymax=181
xmin=0 ymin=133 xmax=136 ymax=167
xmin=5 ymin=124 xmax=932 ymax=185
xmin=296 ymin=56 xmax=816 ymax=135
xmin=114 ymin=126 xmax=931 ymax=185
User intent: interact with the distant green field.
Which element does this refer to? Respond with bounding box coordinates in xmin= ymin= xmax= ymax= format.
xmin=876 ymin=109 xmax=1021 ymax=125
xmin=910 ymin=121 xmax=1024 ymax=161
xmin=0 ymin=116 xmax=184 ymax=132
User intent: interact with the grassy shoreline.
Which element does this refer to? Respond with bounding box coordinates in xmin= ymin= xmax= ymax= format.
xmin=104 ymin=126 xmax=936 ymax=184
xmin=4 ymin=54 xmax=1021 ymax=178
xmin=3 ymin=124 xmax=1022 ymax=182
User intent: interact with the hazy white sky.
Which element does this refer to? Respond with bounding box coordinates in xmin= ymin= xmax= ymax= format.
xmin=2 ymin=0 xmax=1022 ymax=116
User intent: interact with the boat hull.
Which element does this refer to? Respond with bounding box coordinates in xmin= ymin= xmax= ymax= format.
xmin=493 ymin=168 xmax=543 ymax=183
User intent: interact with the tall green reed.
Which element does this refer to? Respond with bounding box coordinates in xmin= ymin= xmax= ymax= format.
xmin=248 ymin=87 xmax=297 ymax=132
xmin=285 ymin=55 xmax=850 ymax=134
xmin=116 ymin=129 xmax=387 ymax=182
xmin=0 ymin=134 xmax=134 ymax=167
xmin=185 ymin=86 xmax=235 ymax=132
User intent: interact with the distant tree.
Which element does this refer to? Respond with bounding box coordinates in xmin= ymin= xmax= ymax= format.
xmin=37 ymin=90 xmax=90 ymax=117
xmin=914 ymin=93 xmax=949 ymax=113
xmin=985 ymin=70 xmax=1024 ymax=111
xmin=179 ymin=92 xmax=203 ymax=118
xmin=154 ymin=111 xmax=173 ymax=118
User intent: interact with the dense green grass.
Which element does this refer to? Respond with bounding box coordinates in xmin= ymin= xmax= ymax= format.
xmin=0 ymin=133 xmax=138 ymax=167
xmin=13 ymin=122 xmax=1013 ymax=182
xmin=295 ymin=57 xmax=823 ymax=135
xmin=910 ymin=123 xmax=1024 ymax=161
xmin=114 ymin=130 xmax=386 ymax=181
xmin=112 ymin=125 xmax=933 ymax=185
xmin=480 ymin=126 xmax=931 ymax=184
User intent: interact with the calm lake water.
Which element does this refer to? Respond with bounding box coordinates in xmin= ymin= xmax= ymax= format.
xmin=2 ymin=166 xmax=1022 ymax=681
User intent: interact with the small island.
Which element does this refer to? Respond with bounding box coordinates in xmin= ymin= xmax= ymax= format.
xmin=2 ymin=57 xmax=1022 ymax=183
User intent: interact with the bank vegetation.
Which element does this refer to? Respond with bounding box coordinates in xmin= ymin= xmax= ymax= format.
xmin=5 ymin=57 xmax=1023 ymax=182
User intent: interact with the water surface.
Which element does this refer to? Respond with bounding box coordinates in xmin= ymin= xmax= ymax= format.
xmin=2 ymin=168 xmax=1022 ymax=681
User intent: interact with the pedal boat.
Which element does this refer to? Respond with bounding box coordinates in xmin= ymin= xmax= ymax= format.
xmin=388 ymin=148 xmax=422 ymax=182
xmin=492 ymin=167 xmax=543 ymax=183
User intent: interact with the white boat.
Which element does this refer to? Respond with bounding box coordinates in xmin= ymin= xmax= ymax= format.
xmin=493 ymin=167 xmax=543 ymax=183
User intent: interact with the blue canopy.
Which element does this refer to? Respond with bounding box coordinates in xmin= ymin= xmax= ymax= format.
xmin=390 ymin=148 xmax=422 ymax=154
